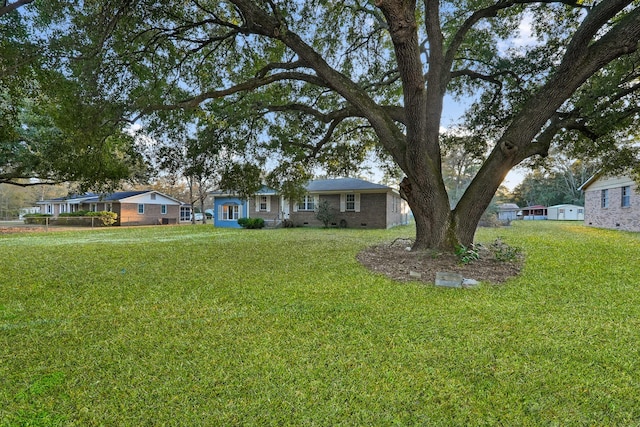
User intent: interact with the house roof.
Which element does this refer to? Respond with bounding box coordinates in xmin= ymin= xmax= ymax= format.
xmin=38 ymin=190 xmax=184 ymax=205
xmin=578 ymin=172 xmax=637 ymax=191
xmin=305 ymin=178 xmax=391 ymax=192
xmin=209 ymin=186 xmax=278 ymax=197
xmin=255 ymin=185 xmax=278 ymax=195
xmin=210 ymin=178 xmax=394 ymax=197
xmin=498 ymin=203 xmax=519 ymax=211
xmin=83 ymin=191 xmax=150 ymax=202
xmin=548 ymin=204 xmax=584 ymax=209
xmin=578 ymin=172 xmax=601 ymax=191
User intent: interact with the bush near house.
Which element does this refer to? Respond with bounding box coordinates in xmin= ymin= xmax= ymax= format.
xmin=237 ymin=217 xmax=265 ymax=229
xmin=22 ymin=214 xmax=53 ymax=225
xmin=23 ymin=211 xmax=117 ymax=226
xmin=315 ymin=199 xmax=335 ymax=228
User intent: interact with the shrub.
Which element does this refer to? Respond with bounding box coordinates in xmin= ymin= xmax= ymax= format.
xmin=93 ymin=211 xmax=118 ymax=226
xmin=30 ymin=211 xmax=117 ymax=226
xmin=23 ymin=214 xmax=52 ymax=225
xmin=454 ymin=243 xmax=480 ymax=264
xmin=315 ymin=200 xmax=335 ymax=228
xmin=238 ymin=217 xmax=265 ymax=229
xmin=488 ymin=237 xmax=522 ymax=262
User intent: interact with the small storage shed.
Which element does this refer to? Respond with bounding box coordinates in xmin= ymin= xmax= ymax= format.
xmin=547 ymin=204 xmax=584 ymax=221
xmin=497 ymin=203 xmax=520 ymax=221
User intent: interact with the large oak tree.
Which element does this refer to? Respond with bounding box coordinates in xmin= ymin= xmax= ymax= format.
xmin=70 ymin=1 xmax=640 ymax=249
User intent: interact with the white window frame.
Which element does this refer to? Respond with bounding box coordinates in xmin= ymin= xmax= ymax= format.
xmin=138 ymin=204 xmax=145 ymax=214
xmin=161 ymin=204 xmax=167 ymax=214
xmin=622 ymin=186 xmax=631 ymax=207
xmin=340 ymin=193 xmax=360 ymax=212
xmin=345 ymin=194 xmax=356 ymax=211
xmin=221 ymin=205 xmax=240 ymax=220
xmin=297 ymin=195 xmax=316 ymax=211
xmin=601 ymin=189 xmax=609 ymax=208
xmin=180 ymin=206 xmax=191 ymax=221
xmin=256 ymin=195 xmax=270 ymax=212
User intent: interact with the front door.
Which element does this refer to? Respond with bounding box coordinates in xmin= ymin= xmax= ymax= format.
xmin=281 ymin=196 xmax=290 ymax=219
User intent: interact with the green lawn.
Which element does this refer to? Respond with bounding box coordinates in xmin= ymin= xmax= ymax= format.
xmin=1 ymin=222 xmax=640 ymax=426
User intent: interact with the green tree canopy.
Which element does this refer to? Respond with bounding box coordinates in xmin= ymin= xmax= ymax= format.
xmin=18 ymin=0 xmax=640 ymax=249
xmin=0 ymin=1 xmax=148 ymax=190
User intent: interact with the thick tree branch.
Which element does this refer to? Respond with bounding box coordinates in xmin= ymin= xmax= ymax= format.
xmin=0 ymin=0 xmax=33 ymax=17
xmin=228 ymin=0 xmax=410 ymax=170
xmin=255 ymin=60 xmax=307 ymax=78
xmin=444 ymin=0 xmax=594 ymax=74
xmin=136 ymin=71 xmax=328 ymax=117
xmin=0 ymin=178 xmax=60 ymax=187
xmin=261 ymin=103 xmax=406 ymax=125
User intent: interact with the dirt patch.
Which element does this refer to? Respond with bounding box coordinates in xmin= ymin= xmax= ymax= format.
xmin=356 ymin=238 xmax=523 ymax=285
xmin=0 ymin=222 xmax=86 ymax=234
xmin=0 ymin=225 xmax=46 ymax=234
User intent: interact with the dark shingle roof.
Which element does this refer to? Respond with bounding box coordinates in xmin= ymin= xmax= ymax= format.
xmin=210 ymin=178 xmax=393 ymax=197
xmin=83 ymin=191 xmax=149 ymax=202
xmin=305 ymin=178 xmax=390 ymax=192
xmin=40 ymin=190 xmax=185 ymax=204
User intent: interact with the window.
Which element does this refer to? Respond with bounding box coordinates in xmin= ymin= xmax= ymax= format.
xmin=138 ymin=204 xmax=145 ymax=214
xmin=259 ymin=196 xmax=268 ymax=211
xmin=150 ymin=193 xmax=156 ymax=200
xmin=222 ymin=205 xmax=239 ymax=220
xmin=297 ymin=195 xmax=316 ymax=211
xmin=601 ymin=189 xmax=609 ymax=208
xmin=90 ymin=203 xmax=97 ymax=212
xmin=161 ymin=204 xmax=167 ymax=214
xmin=622 ymin=186 xmax=631 ymax=207
xmin=340 ymin=193 xmax=360 ymax=213
xmin=345 ymin=194 xmax=356 ymax=211
xmin=180 ymin=206 xmax=191 ymax=221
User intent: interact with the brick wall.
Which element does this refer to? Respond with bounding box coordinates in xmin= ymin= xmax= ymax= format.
xmin=584 ymin=182 xmax=640 ymax=232
xmin=118 ymin=203 xmax=180 ymax=225
xmin=248 ymin=195 xmax=282 ymax=226
xmin=289 ymin=193 xmax=389 ymax=229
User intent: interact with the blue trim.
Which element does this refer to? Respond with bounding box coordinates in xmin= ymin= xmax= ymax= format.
xmin=213 ymin=196 xmax=247 ymax=228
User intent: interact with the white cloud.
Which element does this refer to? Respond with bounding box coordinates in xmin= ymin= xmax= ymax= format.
xmin=512 ymin=14 xmax=536 ymax=48
xmin=498 ymin=12 xmax=538 ymax=53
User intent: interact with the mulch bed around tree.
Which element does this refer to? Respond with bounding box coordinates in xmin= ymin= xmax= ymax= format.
xmin=356 ymin=239 xmax=523 ymax=285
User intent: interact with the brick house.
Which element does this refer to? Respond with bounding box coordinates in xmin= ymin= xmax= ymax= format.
xmin=38 ymin=190 xmax=186 ymax=226
xmin=579 ymin=174 xmax=640 ymax=231
xmin=211 ymin=178 xmax=411 ymax=229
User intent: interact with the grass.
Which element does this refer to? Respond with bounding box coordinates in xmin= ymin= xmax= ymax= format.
xmin=1 ymin=222 xmax=640 ymax=426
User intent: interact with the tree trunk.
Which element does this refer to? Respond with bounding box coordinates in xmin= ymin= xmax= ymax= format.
xmin=400 ymin=176 xmax=456 ymax=251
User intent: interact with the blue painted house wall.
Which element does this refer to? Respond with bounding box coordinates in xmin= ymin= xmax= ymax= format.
xmin=213 ymin=196 xmax=247 ymax=228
